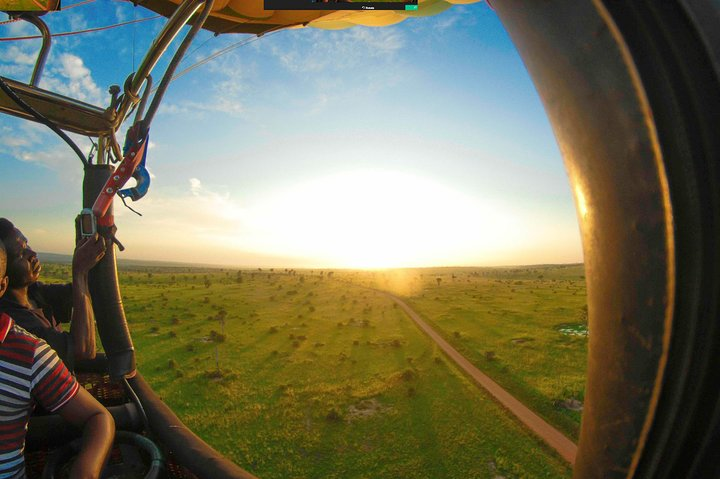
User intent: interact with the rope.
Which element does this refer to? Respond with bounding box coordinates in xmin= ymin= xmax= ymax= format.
xmin=167 ymin=31 xmax=280 ymax=86
xmin=0 ymin=15 xmax=161 ymax=42
xmin=61 ymin=0 xmax=97 ymax=10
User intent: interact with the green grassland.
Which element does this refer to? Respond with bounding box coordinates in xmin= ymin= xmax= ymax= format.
xmin=40 ymin=263 xmax=577 ymax=478
xmin=336 ymin=265 xmax=588 ymax=440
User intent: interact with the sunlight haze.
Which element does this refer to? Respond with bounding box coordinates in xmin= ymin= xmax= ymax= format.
xmin=0 ymin=2 xmax=583 ymax=268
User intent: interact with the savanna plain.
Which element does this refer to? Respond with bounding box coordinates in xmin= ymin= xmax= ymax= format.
xmin=42 ymin=261 xmax=588 ymax=479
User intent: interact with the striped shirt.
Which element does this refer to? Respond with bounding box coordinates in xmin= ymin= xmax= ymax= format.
xmin=0 ymin=313 xmax=79 ymax=479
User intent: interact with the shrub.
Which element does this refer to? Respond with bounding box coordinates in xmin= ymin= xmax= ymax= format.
xmin=326 ymin=408 xmax=342 ymax=422
xmin=269 ymin=326 xmax=279 ymax=334
xmin=210 ymin=331 xmax=226 ymax=343
xmin=168 ymin=359 xmax=177 ymax=369
xmin=453 ymin=331 xmax=461 ymax=338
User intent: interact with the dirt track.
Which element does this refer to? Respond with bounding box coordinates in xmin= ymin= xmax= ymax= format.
xmin=383 ymin=291 xmax=578 ymax=465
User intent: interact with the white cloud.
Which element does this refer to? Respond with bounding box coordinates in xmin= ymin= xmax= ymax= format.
xmin=159 ymin=54 xmax=248 ymax=117
xmin=6 ymin=18 xmax=35 ymax=36
xmin=114 ymin=178 xmax=252 ymax=263
xmin=67 ymin=12 xmax=88 ymax=32
xmin=115 ymin=4 xmax=129 ymax=23
xmin=40 ymin=53 xmax=103 ymax=104
xmin=269 ymin=27 xmax=405 ymax=74
xmin=189 ymin=178 xmax=202 ymax=196
xmin=0 ymin=43 xmax=39 ymax=80
xmin=0 ymin=45 xmax=36 ymax=65
xmin=0 ymin=118 xmax=92 ymax=179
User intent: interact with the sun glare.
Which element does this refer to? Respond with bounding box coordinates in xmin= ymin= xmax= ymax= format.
xmin=242 ymin=170 xmax=526 ymax=269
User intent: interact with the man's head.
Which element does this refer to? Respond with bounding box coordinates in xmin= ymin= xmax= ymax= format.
xmin=0 ymin=219 xmax=41 ymax=290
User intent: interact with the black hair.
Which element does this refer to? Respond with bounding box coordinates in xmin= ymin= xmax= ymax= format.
xmin=0 ymin=218 xmax=14 ymax=243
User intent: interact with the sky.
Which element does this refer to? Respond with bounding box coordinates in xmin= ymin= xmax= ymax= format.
xmin=0 ymin=0 xmax=583 ymax=269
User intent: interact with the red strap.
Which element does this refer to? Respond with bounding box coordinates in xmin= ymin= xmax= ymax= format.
xmin=0 ymin=313 xmax=13 ymax=343
xmin=92 ymin=127 xmax=149 ymax=221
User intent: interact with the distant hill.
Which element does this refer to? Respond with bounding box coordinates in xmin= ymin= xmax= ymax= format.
xmin=37 ymin=252 xmax=228 ymax=270
xmin=38 ymin=252 xmax=583 ymax=272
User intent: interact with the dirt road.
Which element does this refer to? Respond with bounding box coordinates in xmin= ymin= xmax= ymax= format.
xmin=383 ymin=291 xmax=578 ymax=465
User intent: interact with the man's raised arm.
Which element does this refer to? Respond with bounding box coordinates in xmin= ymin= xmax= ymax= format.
xmin=70 ymin=234 xmax=106 ymax=360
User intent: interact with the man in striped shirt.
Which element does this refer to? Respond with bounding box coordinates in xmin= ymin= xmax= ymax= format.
xmin=0 ymin=240 xmax=114 ymax=478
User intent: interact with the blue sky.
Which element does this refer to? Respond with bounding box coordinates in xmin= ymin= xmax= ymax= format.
xmin=0 ymin=1 xmax=582 ymax=268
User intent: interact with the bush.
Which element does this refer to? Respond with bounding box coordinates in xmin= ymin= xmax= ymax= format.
xmin=453 ymin=331 xmax=461 ymax=338
xmin=210 ymin=331 xmax=226 ymax=343
xmin=269 ymin=326 xmax=279 ymax=334
xmin=326 ymin=408 xmax=342 ymax=422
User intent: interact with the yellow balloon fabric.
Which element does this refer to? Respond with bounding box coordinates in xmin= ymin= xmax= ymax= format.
xmin=138 ymin=0 xmax=482 ymax=35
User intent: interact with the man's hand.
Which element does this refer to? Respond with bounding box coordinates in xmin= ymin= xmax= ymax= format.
xmin=72 ymin=234 xmax=106 ymax=275
xmin=57 ymin=387 xmax=115 ymax=479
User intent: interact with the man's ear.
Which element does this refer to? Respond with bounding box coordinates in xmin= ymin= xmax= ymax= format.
xmin=0 ymin=276 xmax=8 ymax=298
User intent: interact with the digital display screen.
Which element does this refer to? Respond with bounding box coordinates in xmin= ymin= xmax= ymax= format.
xmin=80 ymin=211 xmax=96 ymax=236
xmin=265 ymin=0 xmax=418 ymax=11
